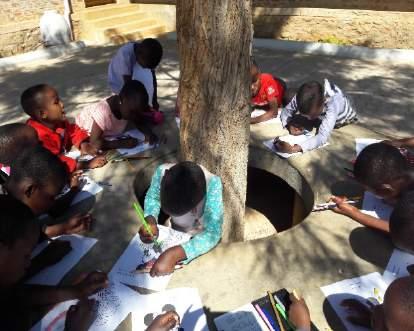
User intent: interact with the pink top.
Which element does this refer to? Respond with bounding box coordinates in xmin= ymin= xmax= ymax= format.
xmin=76 ymin=99 xmax=128 ymax=137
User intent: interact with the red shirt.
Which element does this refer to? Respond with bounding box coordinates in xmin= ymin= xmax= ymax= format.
xmin=252 ymin=73 xmax=285 ymax=108
xmin=27 ymin=119 xmax=89 ymax=173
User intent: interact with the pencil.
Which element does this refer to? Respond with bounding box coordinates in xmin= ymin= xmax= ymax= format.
xmin=254 ymin=304 xmax=273 ymax=331
xmin=292 ymin=289 xmax=300 ymax=300
xmin=132 ymin=201 xmax=161 ymax=246
xmin=268 ymin=291 xmax=285 ymax=331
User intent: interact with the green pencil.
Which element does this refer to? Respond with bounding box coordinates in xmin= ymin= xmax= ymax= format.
xmin=274 ymin=301 xmax=296 ymax=331
xmin=133 ymin=201 xmax=162 ymax=247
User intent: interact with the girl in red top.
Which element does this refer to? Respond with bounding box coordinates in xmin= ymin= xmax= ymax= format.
xmin=21 ymin=84 xmax=107 ymax=173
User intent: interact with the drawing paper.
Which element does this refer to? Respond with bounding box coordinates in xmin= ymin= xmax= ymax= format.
xmin=109 ymin=128 xmax=156 ymax=156
xmin=361 ymin=191 xmax=393 ymax=220
xmin=355 ymin=138 xmax=382 ymax=156
xmin=251 ymin=109 xmax=280 ymax=124
xmin=383 ymin=249 xmax=414 ymax=284
xmin=109 ymin=226 xmax=191 ymax=291
xmin=27 ymin=235 xmax=97 ymax=286
xmin=214 ymin=303 xmax=268 ymax=331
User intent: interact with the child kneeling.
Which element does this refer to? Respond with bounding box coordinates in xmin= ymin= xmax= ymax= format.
xmin=139 ymin=161 xmax=223 ymax=276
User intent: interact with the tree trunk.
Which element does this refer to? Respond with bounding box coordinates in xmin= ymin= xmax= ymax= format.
xmin=177 ymin=0 xmax=252 ymax=242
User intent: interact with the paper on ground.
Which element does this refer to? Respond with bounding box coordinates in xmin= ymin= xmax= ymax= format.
xmin=71 ymin=176 xmax=103 ymax=206
xmin=383 ymin=249 xmax=414 ymax=284
xmin=132 ymin=288 xmax=209 ymax=331
xmin=355 ymin=138 xmax=382 ymax=156
xmin=109 ymin=225 xmax=191 ymax=291
xmin=214 ymin=303 xmax=267 ymax=331
xmin=27 ymin=234 xmax=97 ymax=286
xmin=55 ymin=176 xmax=103 ymax=206
xmin=263 ymin=133 xmax=329 ymax=158
xmin=64 ymin=150 xmax=94 ymax=161
xmin=109 ymin=128 xmax=156 ymax=156
xmin=251 ymin=109 xmax=281 ymax=124
xmin=321 ymin=272 xmax=388 ymax=331
xmin=361 ymin=191 xmax=393 ymax=221
xmin=30 ymin=282 xmax=142 ymax=331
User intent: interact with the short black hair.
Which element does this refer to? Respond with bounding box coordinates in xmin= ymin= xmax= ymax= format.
xmin=135 ymin=38 xmax=163 ymax=69
xmin=0 ymin=195 xmax=37 ymax=248
xmin=354 ymin=143 xmax=408 ymax=190
xmin=160 ymin=162 xmax=207 ymax=216
xmin=390 ymin=190 xmax=414 ymax=253
xmin=386 ymin=276 xmax=414 ymax=327
xmin=119 ymin=80 xmax=149 ymax=115
xmin=20 ymin=84 xmax=49 ymax=117
xmin=8 ymin=145 xmax=68 ymax=189
xmin=296 ymin=81 xmax=324 ymax=115
xmin=0 ymin=123 xmax=38 ymax=165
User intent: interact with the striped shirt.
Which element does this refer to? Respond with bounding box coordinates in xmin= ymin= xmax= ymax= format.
xmin=280 ymin=79 xmax=357 ymax=152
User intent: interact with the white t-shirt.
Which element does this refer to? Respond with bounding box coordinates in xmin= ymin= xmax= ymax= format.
xmin=132 ymin=62 xmax=154 ymax=107
xmin=107 ymin=42 xmax=136 ymax=94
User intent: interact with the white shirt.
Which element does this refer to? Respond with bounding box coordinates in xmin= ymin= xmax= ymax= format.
xmin=107 ymin=42 xmax=136 ymax=94
xmin=132 ymin=62 xmax=154 ymax=107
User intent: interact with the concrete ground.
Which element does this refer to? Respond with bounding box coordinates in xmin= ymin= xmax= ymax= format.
xmin=0 ymin=40 xmax=413 ymax=330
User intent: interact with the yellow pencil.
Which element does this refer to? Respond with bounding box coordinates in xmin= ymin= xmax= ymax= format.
xmin=268 ymin=291 xmax=285 ymax=331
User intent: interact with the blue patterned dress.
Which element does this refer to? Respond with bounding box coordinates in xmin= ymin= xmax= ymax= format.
xmin=144 ymin=164 xmax=224 ymax=264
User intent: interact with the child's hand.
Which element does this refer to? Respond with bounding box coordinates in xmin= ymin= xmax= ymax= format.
xmin=74 ymin=271 xmax=109 ymax=298
xmin=65 ymin=299 xmax=96 ymax=331
xmin=38 ymin=240 xmax=72 ymax=267
xmin=70 ymin=171 xmax=85 ymax=191
xmin=341 ymin=298 xmax=373 ymax=328
xmin=63 ymin=214 xmax=93 ymax=234
xmin=139 ymin=216 xmax=159 ymax=243
xmin=87 ymin=155 xmax=107 ymax=169
xmin=80 ymin=142 xmax=102 ymax=156
xmin=118 ymin=137 xmax=139 ymax=149
xmin=288 ymin=293 xmax=311 ymax=331
xmin=287 ymin=124 xmax=305 ymax=136
xmin=150 ymin=246 xmax=184 ymax=277
xmin=331 ymin=196 xmax=359 ymax=217
xmin=274 ymin=140 xmax=295 ymax=154
xmin=146 ymin=311 xmax=180 ymax=331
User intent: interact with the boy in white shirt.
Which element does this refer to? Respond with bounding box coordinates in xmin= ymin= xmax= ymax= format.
xmin=108 ymin=38 xmax=163 ymax=111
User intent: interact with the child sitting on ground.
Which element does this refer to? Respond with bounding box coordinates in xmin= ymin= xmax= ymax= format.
xmin=277 ymin=79 xmax=357 ymax=154
xmin=108 ymin=38 xmax=164 ymax=124
xmin=0 ymin=195 xmax=109 ymax=331
xmin=21 ymin=84 xmax=107 ymax=173
xmin=250 ymin=59 xmax=286 ymax=124
xmin=5 ymin=145 xmax=92 ymax=237
xmin=332 ymin=143 xmax=414 ymax=228
xmin=139 ymin=161 xmax=223 ymax=277
xmin=342 ymin=274 xmax=414 ymax=330
xmin=76 ymin=80 xmax=158 ymax=149
xmin=0 ymin=123 xmax=39 ymax=177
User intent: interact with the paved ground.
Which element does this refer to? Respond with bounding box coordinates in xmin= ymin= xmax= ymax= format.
xmin=0 ymin=39 xmax=413 ymax=137
xmin=0 ymin=40 xmax=413 ymax=330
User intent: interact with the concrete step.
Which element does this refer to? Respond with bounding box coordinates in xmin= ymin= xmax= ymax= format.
xmin=82 ymin=3 xmax=141 ymax=20
xmin=105 ymin=25 xmax=166 ymax=44
xmin=85 ymin=0 xmax=116 ymax=7
xmin=92 ymin=11 xmax=147 ymax=28
xmin=99 ymin=19 xmax=158 ymax=36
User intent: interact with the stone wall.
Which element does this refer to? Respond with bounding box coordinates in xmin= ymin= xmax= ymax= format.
xmin=0 ymin=0 xmax=86 ymax=57
xmin=135 ymin=0 xmax=414 ymax=49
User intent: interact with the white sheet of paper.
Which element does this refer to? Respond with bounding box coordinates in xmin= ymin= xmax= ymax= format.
xmin=263 ymin=133 xmax=328 ymax=158
xmin=30 ymin=299 xmax=76 ymax=331
xmin=214 ymin=303 xmax=268 ymax=331
xmin=27 ymin=235 xmax=97 ymax=286
xmin=64 ymin=150 xmax=94 ymax=161
xmin=110 ymin=128 xmax=155 ymax=157
xmin=131 ymin=288 xmax=209 ymax=331
xmin=355 ymin=138 xmax=382 ymax=156
xmin=383 ymin=249 xmax=414 ymax=284
xmin=321 ymin=272 xmax=389 ymax=331
xmin=109 ymin=226 xmax=191 ymax=291
xmin=30 ymin=282 xmax=142 ymax=331
xmin=71 ymin=177 xmax=103 ymax=206
xmin=251 ymin=109 xmax=281 ymax=124
xmin=361 ymin=191 xmax=393 ymax=220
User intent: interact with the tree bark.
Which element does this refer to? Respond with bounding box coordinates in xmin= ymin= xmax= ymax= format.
xmin=177 ymin=0 xmax=252 ymax=242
